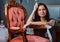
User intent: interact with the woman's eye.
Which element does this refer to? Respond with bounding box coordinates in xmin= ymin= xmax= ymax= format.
xmin=43 ymin=9 xmax=46 ymax=10
xmin=38 ymin=9 xmax=41 ymax=11
xmin=38 ymin=9 xmax=46 ymax=11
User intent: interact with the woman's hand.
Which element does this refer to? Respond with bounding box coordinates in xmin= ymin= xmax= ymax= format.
xmin=23 ymin=22 xmax=31 ymax=28
xmin=47 ymin=19 xmax=55 ymax=26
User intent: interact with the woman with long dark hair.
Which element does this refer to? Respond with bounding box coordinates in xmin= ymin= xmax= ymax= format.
xmin=24 ymin=2 xmax=55 ymax=38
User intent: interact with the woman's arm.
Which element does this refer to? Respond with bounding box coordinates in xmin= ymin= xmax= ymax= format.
xmin=23 ymin=10 xmax=35 ymax=28
xmin=24 ymin=19 xmax=55 ymax=29
xmin=30 ymin=19 xmax=55 ymax=26
xmin=23 ymin=2 xmax=38 ymax=28
xmin=29 ymin=19 xmax=55 ymax=29
xmin=26 ymin=2 xmax=38 ymax=23
xmin=47 ymin=19 xmax=55 ymax=26
xmin=30 ymin=21 xmax=47 ymax=25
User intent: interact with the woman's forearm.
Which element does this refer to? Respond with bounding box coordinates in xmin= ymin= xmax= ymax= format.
xmin=30 ymin=20 xmax=55 ymax=26
xmin=29 ymin=22 xmax=48 ymax=29
xmin=30 ymin=22 xmax=47 ymax=25
xmin=26 ymin=10 xmax=35 ymax=23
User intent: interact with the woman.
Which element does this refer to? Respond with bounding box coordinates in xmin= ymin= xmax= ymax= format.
xmin=24 ymin=2 xmax=55 ymax=38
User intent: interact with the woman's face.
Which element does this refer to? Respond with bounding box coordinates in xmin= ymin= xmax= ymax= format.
xmin=37 ymin=5 xmax=47 ymax=18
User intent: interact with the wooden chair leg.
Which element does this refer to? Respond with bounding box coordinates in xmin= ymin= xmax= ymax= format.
xmin=8 ymin=33 xmax=12 ymax=42
xmin=22 ymin=32 xmax=28 ymax=42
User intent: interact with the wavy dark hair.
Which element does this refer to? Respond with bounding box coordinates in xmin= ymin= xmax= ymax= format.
xmin=34 ymin=3 xmax=50 ymax=21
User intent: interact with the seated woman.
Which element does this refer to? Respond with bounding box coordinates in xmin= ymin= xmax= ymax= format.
xmin=23 ymin=2 xmax=55 ymax=41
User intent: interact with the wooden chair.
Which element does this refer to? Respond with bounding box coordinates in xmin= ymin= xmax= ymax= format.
xmin=5 ymin=0 xmax=28 ymax=42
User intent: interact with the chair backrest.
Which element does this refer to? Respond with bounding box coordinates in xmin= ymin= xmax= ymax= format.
xmin=5 ymin=0 xmax=28 ymax=30
xmin=8 ymin=6 xmax=24 ymax=29
xmin=5 ymin=0 xmax=28 ymax=41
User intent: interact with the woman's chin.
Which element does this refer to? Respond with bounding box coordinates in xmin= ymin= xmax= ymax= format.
xmin=40 ymin=16 xmax=45 ymax=18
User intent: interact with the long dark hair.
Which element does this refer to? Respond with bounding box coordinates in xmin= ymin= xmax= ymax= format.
xmin=34 ymin=3 xmax=50 ymax=21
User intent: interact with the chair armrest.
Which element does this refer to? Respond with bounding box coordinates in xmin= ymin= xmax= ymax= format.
xmin=9 ymin=27 xmax=27 ymax=34
xmin=18 ymin=28 xmax=27 ymax=33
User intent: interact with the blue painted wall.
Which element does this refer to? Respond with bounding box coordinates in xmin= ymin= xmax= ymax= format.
xmin=0 ymin=0 xmax=60 ymax=24
xmin=48 ymin=7 xmax=59 ymax=22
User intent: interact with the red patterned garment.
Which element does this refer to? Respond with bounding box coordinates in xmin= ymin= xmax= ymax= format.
xmin=10 ymin=35 xmax=49 ymax=42
xmin=8 ymin=7 xmax=24 ymax=30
